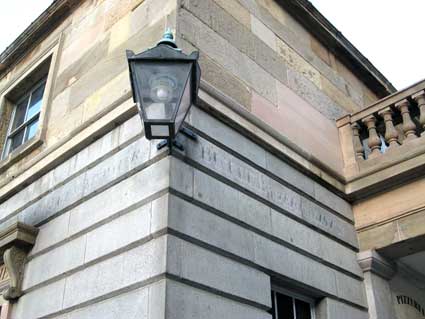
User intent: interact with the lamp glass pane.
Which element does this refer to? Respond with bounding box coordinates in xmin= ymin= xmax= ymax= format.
xmin=134 ymin=61 xmax=192 ymax=121
xmin=151 ymin=125 xmax=170 ymax=137
xmin=174 ymin=71 xmax=192 ymax=134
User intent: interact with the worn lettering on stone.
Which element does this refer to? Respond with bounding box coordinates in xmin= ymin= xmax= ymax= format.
xmin=188 ymin=138 xmax=355 ymax=245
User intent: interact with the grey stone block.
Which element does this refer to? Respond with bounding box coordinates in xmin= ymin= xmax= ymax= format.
xmin=335 ymin=271 xmax=367 ymax=308
xmin=265 ymin=152 xmax=314 ymax=197
xmin=68 ymin=157 xmax=170 ymax=236
xmin=23 ymin=236 xmax=86 ymax=290
xmin=313 ymin=182 xmax=353 ymax=221
xmin=168 ymin=195 xmax=256 ymax=261
xmin=165 ymin=280 xmax=271 ymax=319
xmin=193 ymin=170 xmax=272 ymax=233
xmin=184 ymin=135 xmax=356 ymax=247
xmin=0 ymin=115 xmax=139 ymax=222
xmin=316 ymin=298 xmax=369 ymax=319
xmin=178 ymin=9 xmax=278 ymax=105
xmin=150 ymin=194 xmax=170 ymax=234
xmin=170 ymin=158 xmax=194 ymax=197
xmin=11 ymin=279 xmax=66 ymax=319
xmin=20 ymin=136 xmax=152 ymax=226
xmin=300 ymin=198 xmax=358 ymax=248
xmin=188 ymin=107 xmax=267 ymax=168
xmin=192 ymin=168 xmax=361 ymax=276
xmin=53 ymin=280 xmax=166 ymax=319
xmin=63 ymin=236 xmax=167 ymax=309
xmin=253 ymin=233 xmax=338 ymax=296
xmin=167 ymin=235 xmax=271 ymax=307
xmin=287 ymin=68 xmax=347 ymax=120
xmin=30 ymin=212 xmax=70 ymax=256
xmin=84 ymin=202 xmax=152 ymax=262
xmin=57 ymin=286 xmax=149 ymax=319
xmin=118 ymin=114 xmax=143 ymax=145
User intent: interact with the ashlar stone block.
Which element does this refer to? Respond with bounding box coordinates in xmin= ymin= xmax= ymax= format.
xmin=165 ymin=280 xmax=271 ymax=319
xmin=166 ymin=235 xmax=271 ymax=307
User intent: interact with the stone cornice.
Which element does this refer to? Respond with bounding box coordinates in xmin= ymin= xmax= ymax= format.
xmin=358 ymin=250 xmax=396 ymax=280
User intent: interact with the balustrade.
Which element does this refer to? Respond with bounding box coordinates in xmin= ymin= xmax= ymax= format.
xmin=345 ymin=81 xmax=425 ymax=160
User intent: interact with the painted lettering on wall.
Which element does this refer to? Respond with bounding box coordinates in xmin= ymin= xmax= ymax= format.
xmin=397 ymin=295 xmax=425 ymax=317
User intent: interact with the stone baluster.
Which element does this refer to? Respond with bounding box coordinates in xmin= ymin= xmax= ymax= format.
xmin=351 ymin=123 xmax=364 ymax=160
xmin=395 ymin=99 xmax=417 ymax=141
xmin=378 ymin=108 xmax=399 ymax=149
xmin=412 ymin=90 xmax=425 ymax=135
xmin=362 ymin=115 xmax=381 ymax=158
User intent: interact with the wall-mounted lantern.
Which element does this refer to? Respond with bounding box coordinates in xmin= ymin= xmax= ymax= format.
xmin=126 ymin=29 xmax=201 ymax=148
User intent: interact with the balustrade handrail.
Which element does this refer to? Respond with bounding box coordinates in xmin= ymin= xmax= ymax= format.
xmin=350 ymin=78 xmax=425 ymax=122
xmin=341 ymin=78 xmax=425 ymax=161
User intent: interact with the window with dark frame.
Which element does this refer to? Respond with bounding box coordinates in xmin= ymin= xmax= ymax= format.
xmin=269 ymin=290 xmax=314 ymax=319
xmin=2 ymin=78 xmax=47 ymax=158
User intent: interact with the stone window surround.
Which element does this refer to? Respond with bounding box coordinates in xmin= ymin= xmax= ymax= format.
xmin=0 ymin=35 xmax=62 ymax=174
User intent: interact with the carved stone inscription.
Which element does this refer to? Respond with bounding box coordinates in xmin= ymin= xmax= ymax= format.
xmin=186 ymin=137 xmax=356 ymax=247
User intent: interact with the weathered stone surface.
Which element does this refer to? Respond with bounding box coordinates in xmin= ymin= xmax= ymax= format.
xmin=193 ymin=171 xmax=272 ymax=232
xmin=30 ymin=213 xmax=70 ymax=255
xmin=198 ymin=53 xmax=252 ymax=109
xmin=16 ymin=136 xmax=153 ymax=227
xmin=23 ymin=236 xmax=86 ymax=290
xmin=165 ymin=280 xmax=271 ymax=319
xmin=314 ymin=182 xmax=353 ymax=221
xmin=129 ymin=0 xmax=176 ymax=39
xmin=287 ymin=68 xmax=347 ymax=120
xmin=11 ymin=279 xmax=66 ymax=319
xmin=0 ymin=115 xmax=141 ymax=222
xmin=252 ymin=83 xmax=343 ymax=174
xmin=55 ymin=285 xmax=147 ymax=319
xmin=316 ymin=298 xmax=369 ymax=319
xmin=168 ymin=194 xmax=256 ymax=261
xmin=53 ymin=280 xmax=166 ymax=319
xmin=321 ymin=76 xmax=361 ymax=112
xmin=182 ymin=136 xmax=356 ymax=247
xmin=178 ymin=9 xmax=278 ymax=105
xmin=62 ymin=236 xmax=167 ymax=309
xmin=214 ymin=0 xmax=251 ymax=28
xmin=181 ymin=0 xmax=287 ymax=85
xmin=190 ymin=169 xmax=361 ymax=276
xmin=251 ymin=14 xmax=276 ymax=50
xmin=67 ymin=157 xmax=169 ymax=236
xmin=84 ymin=203 xmax=152 ymax=262
xmin=253 ymin=233 xmax=338 ymax=295
xmin=167 ymin=195 xmax=363 ymax=305
xmin=265 ymin=152 xmax=314 ymax=197
xmin=188 ymin=107 xmax=267 ymax=168
xmin=270 ymin=209 xmax=362 ymax=277
xmin=167 ymin=235 xmax=271 ymax=307
xmin=276 ymin=37 xmax=321 ymax=88
xmin=335 ymin=271 xmax=367 ymax=307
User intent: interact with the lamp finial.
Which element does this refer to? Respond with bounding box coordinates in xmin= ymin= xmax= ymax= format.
xmin=157 ymin=28 xmax=177 ymax=48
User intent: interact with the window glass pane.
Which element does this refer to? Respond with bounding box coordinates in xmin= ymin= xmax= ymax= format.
xmin=295 ymin=299 xmax=312 ymax=319
xmin=9 ymin=130 xmax=25 ymax=152
xmin=25 ymin=119 xmax=39 ymax=141
xmin=11 ymin=97 xmax=29 ymax=130
xmin=27 ymin=82 xmax=46 ymax=120
xmin=276 ymin=292 xmax=294 ymax=319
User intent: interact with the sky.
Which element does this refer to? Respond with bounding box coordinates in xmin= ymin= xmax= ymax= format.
xmin=0 ymin=1 xmax=424 ymax=90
